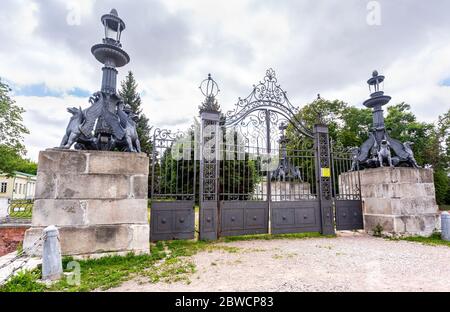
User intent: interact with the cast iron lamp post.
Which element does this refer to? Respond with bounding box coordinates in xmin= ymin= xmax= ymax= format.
xmin=59 ymin=9 xmax=141 ymax=153
xmin=351 ymin=71 xmax=419 ymax=169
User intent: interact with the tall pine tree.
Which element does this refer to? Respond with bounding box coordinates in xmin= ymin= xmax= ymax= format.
xmin=119 ymin=71 xmax=152 ymax=155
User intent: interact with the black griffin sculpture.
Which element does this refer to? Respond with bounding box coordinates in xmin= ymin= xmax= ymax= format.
xmin=351 ymin=71 xmax=420 ymax=170
xmin=59 ymin=9 xmax=141 ymax=153
xmin=272 ymin=123 xmax=303 ymax=181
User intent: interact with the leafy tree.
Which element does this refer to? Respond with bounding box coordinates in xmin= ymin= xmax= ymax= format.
xmin=0 ymin=80 xmax=29 ymax=154
xmin=287 ymin=98 xmax=449 ymax=205
xmin=119 ymin=71 xmax=152 ymax=155
xmin=384 ymin=103 xmax=434 ymax=165
xmin=0 ymin=145 xmax=37 ymax=176
xmin=0 ymin=79 xmax=37 ymax=176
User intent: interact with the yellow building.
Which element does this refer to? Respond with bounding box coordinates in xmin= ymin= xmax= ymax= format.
xmin=0 ymin=171 xmax=37 ymax=200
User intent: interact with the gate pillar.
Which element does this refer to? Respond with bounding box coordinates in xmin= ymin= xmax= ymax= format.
xmin=199 ymin=110 xmax=220 ymax=240
xmin=314 ymin=124 xmax=336 ymax=235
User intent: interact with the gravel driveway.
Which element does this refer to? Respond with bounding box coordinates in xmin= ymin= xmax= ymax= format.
xmin=109 ymin=233 xmax=450 ymax=292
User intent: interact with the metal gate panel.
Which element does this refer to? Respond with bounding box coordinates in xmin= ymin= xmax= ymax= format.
xmin=335 ymin=200 xmax=364 ymax=231
xmin=150 ymin=128 xmax=197 ymax=241
xmin=150 ymin=201 xmax=195 ymax=241
xmin=200 ymin=201 xmax=219 ymax=240
xmin=220 ymin=201 xmax=268 ymax=237
xmin=331 ymin=144 xmax=364 ymax=231
xmin=271 ymin=200 xmax=321 ymax=234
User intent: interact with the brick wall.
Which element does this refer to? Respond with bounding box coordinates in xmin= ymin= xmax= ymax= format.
xmin=0 ymin=225 xmax=30 ymax=256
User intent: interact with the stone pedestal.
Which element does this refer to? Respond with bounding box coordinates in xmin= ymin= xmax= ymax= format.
xmin=340 ymin=167 xmax=440 ymax=237
xmin=255 ymin=181 xmax=312 ymax=201
xmin=23 ymin=149 xmax=150 ymax=256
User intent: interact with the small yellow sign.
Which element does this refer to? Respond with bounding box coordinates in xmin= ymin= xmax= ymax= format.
xmin=321 ymin=168 xmax=331 ymax=177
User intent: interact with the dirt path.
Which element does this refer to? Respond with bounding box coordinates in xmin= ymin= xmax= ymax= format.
xmin=108 ymin=233 xmax=450 ymax=292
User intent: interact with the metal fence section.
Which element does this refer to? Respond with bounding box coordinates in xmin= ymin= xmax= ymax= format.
xmin=150 ymin=128 xmax=197 ymax=241
xmin=0 ymin=200 xmax=33 ymax=224
xmin=218 ymin=131 xmax=270 ymax=237
xmin=331 ymin=143 xmax=364 ymax=231
xmin=270 ymin=138 xmax=322 ymax=234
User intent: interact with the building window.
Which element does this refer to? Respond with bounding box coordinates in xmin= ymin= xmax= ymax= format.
xmin=15 ymin=183 xmax=18 ymax=193
xmin=19 ymin=184 xmax=22 ymax=194
xmin=0 ymin=182 xmax=6 ymax=193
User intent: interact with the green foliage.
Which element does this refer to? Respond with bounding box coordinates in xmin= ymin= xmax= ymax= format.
xmin=384 ymin=103 xmax=434 ymax=166
xmin=221 ymin=232 xmax=329 ymax=242
xmin=119 ymin=71 xmax=152 ymax=156
xmin=0 ymin=80 xmax=29 ymax=155
xmin=434 ymin=169 xmax=449 ymax=205
xmin=0 ymin=144 xmax=37 ymax=176
xmin=289 ymin=99 xmax=450 ymax=205
xmin=0 ymin=270 xmax=45 ymax=292
xmin=0 ymin=80 xmax=36 ymax=175
xmin=401 ymin=232 xmax=450 ymax=248
xmin=373 ymin=224 xmax=384 ymax=237
xmin=0 ymin=232 xmax=334 ymax=292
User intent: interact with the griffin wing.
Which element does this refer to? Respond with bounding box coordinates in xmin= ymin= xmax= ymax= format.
xmin=357 ymin=133 xmax=375 ymax=162
xmin=386 ymin=133 xmax=409 ymax=159
xmin=80 ymin=97 xmax=103 ymax=137
xmin=103 ymin=108 xmax=126 ymax=140
xmin=117 ymin=108 xmax=128 ymax=129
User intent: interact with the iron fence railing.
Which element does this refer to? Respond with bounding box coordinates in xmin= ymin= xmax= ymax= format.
xmin=0 ymin=199 xmax=33 ymax=224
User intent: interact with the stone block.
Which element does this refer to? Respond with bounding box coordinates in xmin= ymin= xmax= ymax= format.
xmin=130 ymin=175 xmax=149 ymax=199
xmin=31 ymin=199 xmax=148 ymax=226
xmin=38 ymin=149 xmax=149 ymax=176
xmin=359 ymin=182 xmax=430 ymax=199
xmin=55 ymin=173 xmax=130 ymax=199
xmin=24 ymin=224 xmax=150 ymax=256
xmin=351 ymin=167 xmax=434 ymax=186
xmin=342 ymin=167 xmax=440 ymax=237
xmin=85 ymin=199 xmax=148 ymax=225
xmin=25 ymin=149 xmax=150 ymax=256
xmin=32 ymin=199 xmax=87 ymax=226
xmin=87 ymin=151 xmax=149 ymax=175
xmin=38 ymin=149 xmax=87 ymax=174
xmin=35 ymin=172 xmax=57 ymax=199
xmin=363 ymin=198 xmax=393 ymax=215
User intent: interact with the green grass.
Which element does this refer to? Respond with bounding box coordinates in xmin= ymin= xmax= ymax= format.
xmin=0 ymin=232 xmax=329 ymax=292
xmin=400 ymin=232 xmax=450 ymax=248
xmin=220 ymin=232 xmax=331 ymax=242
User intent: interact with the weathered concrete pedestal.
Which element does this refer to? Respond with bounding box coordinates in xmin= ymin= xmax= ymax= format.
xmin=256 ymin=181 xmax=312 ymax=200
xmin=23 ymin=149 xmax=150 ymax=257
xmin=341 ymin=167 xmax=440 ymax=237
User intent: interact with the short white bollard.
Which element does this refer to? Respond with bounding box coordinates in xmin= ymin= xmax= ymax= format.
xmin=442 ymin=212 xmax=450 ymax=242
xmin=42 ymin=225 xmax=63 ymax=281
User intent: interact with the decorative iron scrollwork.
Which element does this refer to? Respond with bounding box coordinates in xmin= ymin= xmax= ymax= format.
xmin=223 ymin=68 xmax=313 ymax=138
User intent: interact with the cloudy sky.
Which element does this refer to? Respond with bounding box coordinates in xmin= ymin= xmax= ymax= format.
xmin=1 ymin=0 xmax=449 ymax=160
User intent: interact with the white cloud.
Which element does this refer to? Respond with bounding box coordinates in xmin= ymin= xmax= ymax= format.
xmin=1 ymin=0 xmax=449 ymax=161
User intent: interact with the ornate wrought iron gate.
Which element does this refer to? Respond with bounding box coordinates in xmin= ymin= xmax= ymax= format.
xmin=150 ymin=129 xmax=197 ymax=241
xmin=198 ymin=69 xmax=337 ymax=239
xmin=150 ymin=69 xmax=364 ymax=242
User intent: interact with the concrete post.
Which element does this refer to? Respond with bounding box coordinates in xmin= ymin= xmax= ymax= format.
xmin=442 ymin=212 xmax=450 ymax=242
xmin=42 ymin=225 xmax=63 ymax=281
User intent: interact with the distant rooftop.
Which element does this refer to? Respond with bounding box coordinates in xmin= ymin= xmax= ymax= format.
xmin=0 ymin=171 xmax=37 ymax=178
